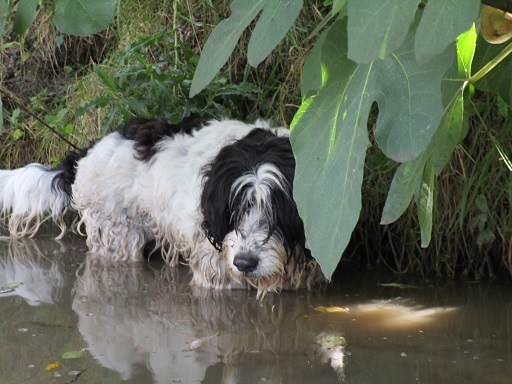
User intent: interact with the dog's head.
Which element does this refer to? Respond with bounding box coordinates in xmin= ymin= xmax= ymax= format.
xmin=201 ymin=128 xmax=316 ymax=294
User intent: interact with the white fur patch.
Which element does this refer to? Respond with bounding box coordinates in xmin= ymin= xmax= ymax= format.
xmin=230 ymin=163 xmax=290 ymax=215
xmin=0 ymin=164 xmax=70 ymax=238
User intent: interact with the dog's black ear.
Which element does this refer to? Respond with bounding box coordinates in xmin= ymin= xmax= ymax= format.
xmin=200 ymin=157 xmax=235 ymax=250
xmin=271 ymin=188 xmax=311 ymax=262
xmin=200 ymin=128 xmax=275 ymax=249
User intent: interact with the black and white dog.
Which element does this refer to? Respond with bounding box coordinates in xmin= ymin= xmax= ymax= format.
xmin=0 ymin=117 xmax=325 ymax=296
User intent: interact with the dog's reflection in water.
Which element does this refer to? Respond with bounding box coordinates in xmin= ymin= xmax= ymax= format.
xmin=73 ymin=258 xmax=343 ymax=383
xmin=0 ymin=237 xmax=81 ymax=305
xmin=0 ymin=238 xmax=460 ymax=384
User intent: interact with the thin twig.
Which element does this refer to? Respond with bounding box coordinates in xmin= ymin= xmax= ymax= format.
xmin=0 ymin=86 xmax=79 ymax=150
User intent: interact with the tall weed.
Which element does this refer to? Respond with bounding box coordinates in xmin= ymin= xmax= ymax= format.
xmin=77 ymin=32 xmax=260 ymax=135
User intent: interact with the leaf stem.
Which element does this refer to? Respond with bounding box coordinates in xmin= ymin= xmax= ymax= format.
xmin=468 ymin=40 xmax=512 ymax=84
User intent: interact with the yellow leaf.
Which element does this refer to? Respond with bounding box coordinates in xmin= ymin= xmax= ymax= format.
xmin=481 ymin=6 xmax=512 ymax=44
xmin=313 ymin=305 xmax=349 ymax=313
xmin=44 ymin=361 xmax=61 ymax=371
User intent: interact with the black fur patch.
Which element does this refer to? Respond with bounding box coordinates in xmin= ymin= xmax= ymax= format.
xmin=52 ymin=145 xmax=93 ymax=197
xmin=117 ymin=116 xmax=209 ymax=161
xmin=200 ymin=128 xmax=310 ymax=261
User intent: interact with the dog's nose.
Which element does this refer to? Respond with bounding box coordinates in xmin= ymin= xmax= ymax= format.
xmin=233 ymin=252 xmax=259 ymax=273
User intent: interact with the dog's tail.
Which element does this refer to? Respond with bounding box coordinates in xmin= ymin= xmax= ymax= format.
xmin=0 ymin=148 xmax=88 ymax=239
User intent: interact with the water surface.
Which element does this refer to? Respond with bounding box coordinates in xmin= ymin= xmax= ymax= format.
xmin=0 ymin=236 xmax=510 ymax=383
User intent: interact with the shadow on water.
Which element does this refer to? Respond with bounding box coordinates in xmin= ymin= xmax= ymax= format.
xmin=0 ymin=236 xmax=511 ymax=383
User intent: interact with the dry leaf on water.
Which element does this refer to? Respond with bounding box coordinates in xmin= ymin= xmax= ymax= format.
xmin=44 ymin=361 xmax=61 ymax=371
xmin=313 ymin=306 xmax=349 ymax=313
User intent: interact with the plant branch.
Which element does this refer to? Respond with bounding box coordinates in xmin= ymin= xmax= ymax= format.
xmin=0 ymin=86 xmax=79 ymax=151
xmin=481 ymin=0 xmax=512 ymax=13
xmin=468 ymin=40 xmax=512 ymax=84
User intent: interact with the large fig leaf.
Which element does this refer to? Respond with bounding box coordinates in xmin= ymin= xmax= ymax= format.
xmin=0 ymin=0 xmax=7 ymax=36
xmin=13 ymin=0 xmax=37 ymax=35
xmin=347 ymin=0 xmax=418 ymax=64
xmin=414 ymin=0 xmax=479 ymax=64
xmin=190 ymin=0 xmax=265 ymax=97
xmin=380 ymin=89 xmax=465 ymax=227
xmin=291 ymin=15 xmax=452 ymax=278
xmin=381 ymin=26 xmax=475 ymax=239
xmin=191 ymin=0 xmax=301 ymax=97
xmin=300 ymin=27 xmax=328 ymax=97
xmin=247 ymin=0 xmax=303 ymax=67
xmin=53 ymin=0 xmax=117 ymax=36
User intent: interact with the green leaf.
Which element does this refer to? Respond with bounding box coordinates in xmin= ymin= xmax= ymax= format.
xmin=53 ymin=0 xmax=117 ymax=36
xmin=472 ymin=34 xmax=512 ymax=92
xmin=124 ymin=98 xmax=148 ymax=116
xmin=456 ymin=24 xmax=477 ymax=82
xmin=381 ymin=88 xmax=466 ymax=225
xmin=10 ymin=108 xmax=20 ymax=125
xmin=414 ymin=0 xmax=479 ymax=64
xmin=475 ymin=194 xmax=489 ymax=214
xmin=380 ymin=150 xmax=429 ymax=224
xmin=333 ymin=0 xmax=347 ymax=14
xmin=415 ymin=159 xmax=434 ymax=247
xmin=0 ymin=0 xmax=8 ymax=33
xmin=291 ymin=15 xmax=452 ymax=278
xmin=469 ymin=213 xmax=487 ymax=232
xmin=432 ymin=25 xmax=475 ymax=173
xmin=498 ymin=60 xmax=512 ymax=105
xmin=247 ymin=0 xmax=303 ymax=67
xmin=477 ymin=228 xmax=495 ymax=247
xmin=63 ymin=124 xmax=74 ymax=135
xmin=61 ymin=350 xmax=87 ymax=359
xmin=95 ymin=66 xmax=118 ymax=93
xmin=190 ymin=0 xmax=266 ymax=97
xmin=372 ymin=12 xmax=454 ymax=162
xmin=13 ymin=0 xmax=37 ymax=35
xmin=301 ymin=26 xmax=329 ymax=97
xmin=381 ymin=26 xmax=475 ymax=225
xmin=381 ymin=80 xmax=466 ymax=225
xmin=432 ymin=91 xmax=466 ymax=174
xmin=12 ymin=128 xmax=23 ymax=141
xmin=291 ymin=19 xmax=369 ymax=279
xmin=347 ymin=0 xmax=418 ymax=63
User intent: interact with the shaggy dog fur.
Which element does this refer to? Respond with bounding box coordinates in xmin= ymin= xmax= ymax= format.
xmin=0 ymin=117 xmax=325 ymax=296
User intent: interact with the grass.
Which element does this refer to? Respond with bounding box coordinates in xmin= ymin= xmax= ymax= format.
xmin=0 ymin=0 xmax=511 ymax=280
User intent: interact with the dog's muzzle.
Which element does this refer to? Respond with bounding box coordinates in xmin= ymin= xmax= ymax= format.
xmin=233 ymin=252 xmax=259 ymax=273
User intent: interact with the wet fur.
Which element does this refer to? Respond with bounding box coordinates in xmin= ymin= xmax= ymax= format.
xmin=0 ymin=117 xmax=325 ymax=296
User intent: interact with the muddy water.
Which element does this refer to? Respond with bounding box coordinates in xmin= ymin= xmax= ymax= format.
xmin=0 ymin=236 xmax=511 ymax=384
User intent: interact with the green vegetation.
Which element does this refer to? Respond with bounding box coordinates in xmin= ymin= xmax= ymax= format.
xmin=1 ymin=0 xmax=511 ymax=280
